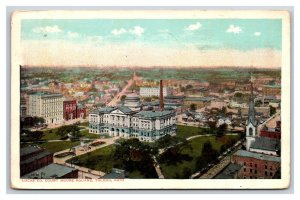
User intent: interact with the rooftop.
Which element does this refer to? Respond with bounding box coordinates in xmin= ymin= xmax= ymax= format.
xmin=184 ymin=97 xmax=213 ymax=102
xmin=134 ymin=110 xmax=174 ymax=119
xmin=20 ymin=150 xmax=53 ymax=165
xmin=30 ymin=92 xmax=63 ymax=98
xmin=234 ymin=150 xmax=281 ymax=163
xmin=20 ymin=146 xmax=42 ymax=157
xmin=250 ymin=137 xmax=281 ymax=152
xmin=22 ymin=163 xmax=77 ymax=179
xmin=214 ymin=163 xmax=242 ymax=179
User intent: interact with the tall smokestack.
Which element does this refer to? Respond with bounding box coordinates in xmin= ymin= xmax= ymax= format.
xmin=160 ymin=80 xmax=164 ymax=111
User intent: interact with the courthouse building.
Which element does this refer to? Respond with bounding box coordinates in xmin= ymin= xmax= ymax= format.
xmin=28 ymin=92 xmax=64 ymax=124
xmin=89 ymin=106 xmax=176 ymax=142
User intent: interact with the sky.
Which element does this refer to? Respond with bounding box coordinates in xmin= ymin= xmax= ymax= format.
xmin=20 ymin=19 xmax=282 ymax=68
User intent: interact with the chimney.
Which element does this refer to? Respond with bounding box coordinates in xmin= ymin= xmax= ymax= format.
xmin=159 ymin=80 xmax=164 ymax=111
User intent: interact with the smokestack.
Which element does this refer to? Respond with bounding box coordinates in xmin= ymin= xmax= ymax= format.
xmin=159 ymin=80 xmax=164 ymax=111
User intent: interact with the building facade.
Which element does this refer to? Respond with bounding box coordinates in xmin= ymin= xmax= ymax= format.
xmin=63 ymin=100 xmax=86 ymax=120
xmin=28 ymin=92 xmax=64 ymax=124
xmin=140 ymin=87 xmax=171 ymax=97
xmin=63 ymin=100 xmax=77 ymax=120
xmin=89 ymin=106 xmax=176 ymax=142
xmin=232 ymin=150 xmax=280 ymax=179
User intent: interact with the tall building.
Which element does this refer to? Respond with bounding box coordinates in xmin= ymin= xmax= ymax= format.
xmin=89 ymin=106 xmax=176 ymax=142
xmin=139 ymin=87 xmax=171 ymax=97
xmin=28 ymin=92 xmax=64 ymax=124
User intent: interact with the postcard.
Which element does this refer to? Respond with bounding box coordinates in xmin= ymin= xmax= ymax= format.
xmin=11 ymin=10 xmax=290 ymax=189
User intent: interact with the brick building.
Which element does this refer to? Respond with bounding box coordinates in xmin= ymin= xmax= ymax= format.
xmin=232 ymin=150 xmax=280 ymax=179
xmin=76 ymin=103 xmax=87 ymax=119
xmin=63 ymin=100 xmax=86 ymax=121
xmin=63 ymin=100 xmax=77 ymax=120
xmin=20 ymin=146 xmax=53 ymax=176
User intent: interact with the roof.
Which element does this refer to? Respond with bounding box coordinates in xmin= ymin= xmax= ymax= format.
xmin=30 ymin=92 xmax=63 ymax=98
xmin=101 ymin=172 xmax=125 ymax=179
xmin=184 ymin=97 xmax=212 ymax=102
xmin=214 ymin=163 xmax=242 ymax=179
xmin=22 ymin=163 xmax=77 ymax=179
xmin=20 ymin=150 xmax=53 ymax=165
xmin=20 ymin=146 xmax=42 ymax=157
xmin=164 ymin=95 xmax=185 ymax=100
xmin=234 ymin=150 xmax=281 ymax=163
xmin=134 ymin=110 xmax=174 ymax=119
xmin=250 ymin=137 xmax=281 ymax=152
xmin=98 ymin=107 xmax=117 ymax=114
xmin=117 ymin=106 xmax=135 ymax=114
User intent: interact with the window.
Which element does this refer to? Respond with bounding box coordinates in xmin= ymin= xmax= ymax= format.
xmin=250 ymin=169 xmax=253 ymax=173
xmin=244 ymin=168 xmax=246 ymax=172
xmin=249 ymin=127 xmax=253 ymax=136
xmin=265 ymin=171 xmax=267 ymax=176
xmin=265 ymin=165 xmax=267 ymax=169
xmin=255 ymin=164 xmax=257 ymax=168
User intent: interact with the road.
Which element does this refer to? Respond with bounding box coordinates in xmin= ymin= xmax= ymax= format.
xmin=106 ymin=79 xmax=134 ymax=107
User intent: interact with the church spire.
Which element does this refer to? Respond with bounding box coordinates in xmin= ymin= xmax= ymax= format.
xmin=247 ymin=72 xmax=257 ymax=126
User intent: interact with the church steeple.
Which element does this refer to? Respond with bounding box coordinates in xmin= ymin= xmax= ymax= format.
xmin=247 ymin=72 xmax=257 ymax=126
xmin=246 ymin=72 xmax=258 ymax=151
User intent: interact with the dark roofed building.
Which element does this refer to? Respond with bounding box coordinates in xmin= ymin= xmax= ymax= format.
xmin=22 ymin=163 xmax=78 ymax=179
xmin=20 ymin=146 xmax=53 ymax=176
xmin=214 ymin=163 xmax=242 ymax=179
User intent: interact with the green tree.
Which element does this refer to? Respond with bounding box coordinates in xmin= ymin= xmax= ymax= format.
xmin=120 ymin=95 xmax=127 ymax=101
xmin=190 ymin=103 xmax=197 ymax=111
xmin=201 ymin=141 xmax=218 ymax=164
xmin=56 ymin=125 xmax=81 ymax=140
xmin=270 ymin=105 xmax=276 ymax=116
xmin=216 ymin=123 xmax=227 ymax=137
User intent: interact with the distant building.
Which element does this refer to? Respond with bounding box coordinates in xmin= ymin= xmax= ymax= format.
xmin=20 ymin=146 xmax=53 ymax=176
xmin=22 ymin=163 xmax=78 ymax=179
xmin=28 ymin=92 xmax=63 ymax=124
xmin=89 ymin=106 xmax=176 ymax=142
xmin=140 ymin=87 xmax=171 ymax=97
xmin=164 ymin=95 xmax=184 ymax=113
xmin=183 ymin=97 xmax=212 ymax=110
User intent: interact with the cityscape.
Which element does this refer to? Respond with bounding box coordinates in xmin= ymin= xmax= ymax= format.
xmin=18 ymin=17 xmax=282 ymax=180
xmin=20 ymin=67 xmax=281 ymax=179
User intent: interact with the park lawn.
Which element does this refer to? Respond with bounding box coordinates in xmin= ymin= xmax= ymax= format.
xmin=39 ymin=141 xmax=80 ymax=153
xmin=80 ymin=129 xmax=100 ymax=139
xmin=176 ymin=125 xmax=208 ymax=139
xmin=41 ymin=126 xmax=88 ymax=141
xmin=159 ymin=135 xmax=239 ymax=179
xmin=78 ymin=121 xmax=89 ymax=127
xmin=41 ymin=129 xmax=62 ymax=140
xmin=67 ymin=145 xmax=119 ymax=173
